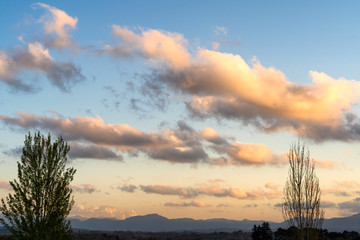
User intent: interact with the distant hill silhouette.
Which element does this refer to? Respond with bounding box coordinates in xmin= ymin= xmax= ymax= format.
xmin=68 ymin=213 xmax=360 ymax=233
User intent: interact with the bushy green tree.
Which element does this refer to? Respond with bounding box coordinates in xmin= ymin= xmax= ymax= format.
xmin=0 ymin=132 xmax=76 ymax=240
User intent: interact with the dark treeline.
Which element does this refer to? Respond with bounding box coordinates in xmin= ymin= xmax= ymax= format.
xmin=0 ymin=226 xmax=359 ymax=240
xmin=0 ymin=230 xmax=251 ymax=240
xmin=252 ymin=222 xmax=360 ymax=240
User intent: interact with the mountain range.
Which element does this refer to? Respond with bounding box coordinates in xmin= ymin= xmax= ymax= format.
xmin=69 ymin=213 xmax=360 ymax=233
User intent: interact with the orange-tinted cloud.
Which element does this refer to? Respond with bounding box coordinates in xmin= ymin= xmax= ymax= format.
xmin=168 ymin=51 xmax=360 ymax=142
xmin=0 ymin=179 xmax=12 ymax=190
xmin=103 ymin=25 xmax=190 ymax=67
xmin=107 ymin=26 xmax=360 ymax=141
xmin=0 ymin=112 xmax=342 ymax=168
xmin=164 ymin=199 xmax=211 ymax=208
xmin=211 ymin=142 xmax=286 ymax=166
xmin=70 ymin=205 xmax=137 ymax=219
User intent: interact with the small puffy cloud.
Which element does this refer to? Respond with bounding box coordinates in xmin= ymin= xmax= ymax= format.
xmin=0 ymin=42 xmax=84 ymax=92
xmin=70 ymin=204 xmax=137 ymax=219
xmin=103 ymin=25 xmax=190 ymax=67
xmin=274 ymin=203 xmax=282 ymax=208
xmin=118 ymin=184 xmax=137 ymax=193
xmin=0 ymin=180 xmax=12 ymax=190
xmin=211 ymin=142 xmax=286 ymax=166
xmin=72 ymin=184 xmax=96 ymax=194
xmin=164 ymin=199 xmax=210 ymax=208
xmin=33 ymin=3 xmax=78 ymax=49
xmin=265 ymin=183 xmax=279 ymax=190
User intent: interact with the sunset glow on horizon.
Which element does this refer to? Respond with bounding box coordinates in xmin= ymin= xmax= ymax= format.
xmin=1 ymin=1 xmax=360 ymax=222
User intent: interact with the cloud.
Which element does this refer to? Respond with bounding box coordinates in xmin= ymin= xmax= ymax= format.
xmin=72 ymin=184 xmax=96 ymax=194
xmin=70 ymin=205 xmax=137 ymax=219
xmin=0 ymin=180 xmax=12 ymax=190
xmin=103 ymin=25 xmax=190 ymax=67
xmin=214 ymin=26 xmax=227 ymax=35
xmin=265 ymin=183 xmax=279 ymax=190
xmin=171 ymin=53 xmax=360 ymax=142
xmin=139 ymin=184 xmax=278 ymax=200
xmin=33 ymin=3 xmax=78 ymax=49
xmin=164 ymin=199 xmax=210 ymax=208
xmin=0 ymin=112 xmax=208 ymax=164
xmin=201 ymin=127 xmax=228 ymax=145
xmin=118 ymin=184 xmax=137 ymax=193
xmin=211 ymin=142 xmax=286 ymax=166
xmin=335 ymin=180 xmax=360 ymax=189
xmin=0 ymin=42 xmax=84 ymax=92
xmin=338 ymin=198 xmax=360 ymax=213
xmin=109 ymin=25 xmax=360 ymax=142
xmin=321 ymin=200 xmax=337 ymax=209
xmin=0 ymin=112 xmax=340 ymax=167
xmin=323 ymin=181 xmax=360 ymax=197
xmin=313 ymin=159 xmax=344 ymax=169
xmin=322 ymin=188 xmax=352 ymax=197
xmin=68 ymin=143 xmax=123 ymax=160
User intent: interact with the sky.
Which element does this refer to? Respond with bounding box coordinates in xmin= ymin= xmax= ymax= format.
xmin=1 ymin=1 xmax=360 ymax=222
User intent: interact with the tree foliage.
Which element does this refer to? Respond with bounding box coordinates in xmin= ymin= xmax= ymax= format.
xmin=282 ymin=142 xmax=324 ymax=240
xmin=0 ymin=132 xmax=76 ymax=240
xmin=252 ymin=222 xmax=274 ymax=240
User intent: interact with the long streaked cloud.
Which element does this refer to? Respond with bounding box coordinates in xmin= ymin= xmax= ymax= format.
xmin=72 ymin=184 xmax=96 ymax=194
xmin=164 ymin=199 xmax=211 ymax=208
xmin=68 ymin=143 xmax=123 ymax=161
xmin=0 ymin=42 xmax=84 ymax=92
xmin=70 ymin=204 xmax=137 ymax=219
xmin=33 ymin=3 xmax=78 ymax=49
xmin=103 ymin=25 xmax=360 ymax=142
xmin=137 ymin=184 xmax=280 ymax=200
xmin=322 ymin=181 xmax=360 ymax=197
xmin=338 ymin=198 xmax=360 ymax=213
xmin=0 ymin=112 xmax=342 ymax=167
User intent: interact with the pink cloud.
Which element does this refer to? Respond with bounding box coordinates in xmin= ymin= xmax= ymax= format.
xmin=0 ymin=179 xmax=12 ymax=190
xmin=164 ymin=199 xmax=211 ymax=208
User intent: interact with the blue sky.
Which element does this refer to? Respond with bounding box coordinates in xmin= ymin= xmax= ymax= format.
xmin=1 ymin=1 xmax=360 ymax=221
